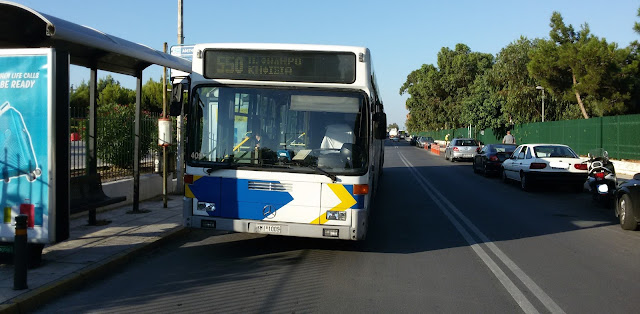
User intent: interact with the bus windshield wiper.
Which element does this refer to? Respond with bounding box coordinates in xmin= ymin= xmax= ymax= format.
xmin=235 ymin=163 xmax=291 ymax=170
xmin=307 ymin=165 xmax=337 ymax=182
xmin=206 ymin=163 xmax=238 ymax=174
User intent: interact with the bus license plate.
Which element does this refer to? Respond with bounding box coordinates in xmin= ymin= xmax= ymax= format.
xmin=256 ymin=224 xmax=281 ymax=234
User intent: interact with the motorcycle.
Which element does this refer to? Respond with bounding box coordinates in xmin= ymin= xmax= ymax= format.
xmin=587 ymin=148 xmax=617 ymax=207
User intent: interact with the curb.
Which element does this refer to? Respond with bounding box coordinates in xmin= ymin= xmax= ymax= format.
xmin=0 ymin=226 xmax=189 ymax=314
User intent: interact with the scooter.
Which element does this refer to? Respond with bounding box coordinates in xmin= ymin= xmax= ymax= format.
xmin=587 ymin=149 xmax=617 ymax=207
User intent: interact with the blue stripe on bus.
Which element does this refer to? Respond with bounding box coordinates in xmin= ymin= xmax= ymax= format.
xmin=189 ymin=177 xmax=294 ymax=219
xmin=219 ymin=178 xmax=294 ymax=220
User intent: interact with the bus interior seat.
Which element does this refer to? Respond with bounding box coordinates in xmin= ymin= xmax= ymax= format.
xmin=320 ymin=124 xmax=354 ymax=150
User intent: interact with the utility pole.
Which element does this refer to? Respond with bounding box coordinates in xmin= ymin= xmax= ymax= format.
xmin=175 ymin=0 xmax=184 ymax=194
xmin=178 ymin=0 xmax=184 ymax=44
xmin=162 ymin=42 xmax=168 ymax=208
xmin=536 ymin=86 xmax=545 ymax=122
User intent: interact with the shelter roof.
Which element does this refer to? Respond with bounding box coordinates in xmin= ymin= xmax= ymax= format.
xmin=0 ymin=1 xmax=191 ymax=76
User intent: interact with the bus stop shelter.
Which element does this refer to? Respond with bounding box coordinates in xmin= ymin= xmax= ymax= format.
xmin=0 ymin=1 xmax=191 ymax=244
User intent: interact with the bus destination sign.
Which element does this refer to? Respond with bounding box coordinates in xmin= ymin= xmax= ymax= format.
xmin=203 ymin=50 xmax=356 ymax=84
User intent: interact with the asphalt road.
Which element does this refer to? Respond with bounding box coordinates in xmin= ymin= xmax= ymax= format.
xmin=37 ymin=140 xmax=640 ymax=313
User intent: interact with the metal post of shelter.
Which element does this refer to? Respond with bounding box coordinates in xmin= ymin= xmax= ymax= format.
xmin=129 ymin=70 xmax=148 ymax=214
xmin=54 ymin=50 xmax=71 ymax=242
xmin=88 ymin=66 xmax=98 ymax=175
xmin=162 ymin=43 xmax=168 ymax=208
xmin=176 ymin=0 xmax=185 ymax=195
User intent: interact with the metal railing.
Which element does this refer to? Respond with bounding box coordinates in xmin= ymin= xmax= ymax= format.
xmin=70 ymin=107 xmax=173 ymax=182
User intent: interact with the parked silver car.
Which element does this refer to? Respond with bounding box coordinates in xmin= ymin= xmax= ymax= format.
xmin=444 ymin=138 xmax=479 ymax=162
xmin=417 ymin=136 xmax=435 ymax=149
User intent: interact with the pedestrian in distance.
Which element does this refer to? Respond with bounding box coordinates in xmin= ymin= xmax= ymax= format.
xmin=502 ymin=130 xmax=516 ymax=144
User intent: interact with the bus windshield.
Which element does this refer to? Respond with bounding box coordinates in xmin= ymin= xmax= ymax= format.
xmin=188 ymin=86 xmax=369 ymax=175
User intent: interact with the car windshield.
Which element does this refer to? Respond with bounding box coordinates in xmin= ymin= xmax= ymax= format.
xmin=188 ymin=86 xmax=368 ymax=175
xmin=588 ymin=148 xmax=608 ymax=159
xmin=533 ymin=145 xmax=578 ymax=158
xmin=491 ymin=144 xmax=517 ymax=153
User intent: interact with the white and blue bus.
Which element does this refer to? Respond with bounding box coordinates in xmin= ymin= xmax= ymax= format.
xmin=172 ymin=44 xmax=386 ymax=240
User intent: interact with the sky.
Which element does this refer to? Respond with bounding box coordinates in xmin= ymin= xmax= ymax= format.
xmin=9 ymin=0 xmax=640 ymax=129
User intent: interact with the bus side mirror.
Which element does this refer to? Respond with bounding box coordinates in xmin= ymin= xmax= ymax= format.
xmin=169 ymin=83 xmax=185 ymax=116
xmin=373 ymin=112 xmax=387 ymax=140
xmin=169 ymin=101 xmax=182 ymax=116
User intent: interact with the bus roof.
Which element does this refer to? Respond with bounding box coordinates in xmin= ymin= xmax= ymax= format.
xmin=193 ymin=43 xmax=369 ymax=54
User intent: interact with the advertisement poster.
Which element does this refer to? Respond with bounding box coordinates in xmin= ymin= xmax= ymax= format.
xmin=0 ymin=49 xmax=52 ymax=243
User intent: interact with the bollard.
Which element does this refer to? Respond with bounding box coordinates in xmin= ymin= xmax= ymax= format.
xmin=14 ymin=214 xmax=28 ymax=290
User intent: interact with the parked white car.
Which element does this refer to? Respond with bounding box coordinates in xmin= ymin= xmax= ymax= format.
xmin=501 ymin=144 xmax=588 ymax=191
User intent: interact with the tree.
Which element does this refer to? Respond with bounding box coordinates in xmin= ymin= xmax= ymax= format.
xmin=97 ymin=103 xmax=155 ymax=169
xmin=142 ymin=77 xmax=165 ymax=113
xmin=401 ymin=44 xmax=492 ymax=131
xmin=625 ymin=7 xmax=640 ymax=113
xmin=97 ymin=75 xmax=119 ymax=94
xmin=437 ymin=44 xmax=494 ymax=128
xmin=401 ymin=64 xmax=446 ymax=132
xmin=388 ymin=123 xmax=399 ymax=129
xmin=528 ymin=12 xmax=632 ymax=119
xmin=97 ymin=77 xmax=135 ymax=107
xmin=70 ymin=81 xmax=89 ymax=109
xmin=635 ymin=7 xmax=640 ymax=35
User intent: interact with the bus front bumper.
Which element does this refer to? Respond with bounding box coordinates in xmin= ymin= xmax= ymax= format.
xmin=184 ymin=199 xmax=367 ymax=241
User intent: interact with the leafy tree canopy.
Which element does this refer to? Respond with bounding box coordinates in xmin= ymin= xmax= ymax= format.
xmin=402 ymin=8 xmax=640 ymax=134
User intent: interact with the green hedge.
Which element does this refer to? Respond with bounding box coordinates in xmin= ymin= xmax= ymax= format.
xmin=97 ymin=103 xmax=155 ymax=168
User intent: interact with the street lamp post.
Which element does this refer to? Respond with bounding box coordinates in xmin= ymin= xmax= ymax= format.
xmin=536 ymin=86 xmax=545 ymax=122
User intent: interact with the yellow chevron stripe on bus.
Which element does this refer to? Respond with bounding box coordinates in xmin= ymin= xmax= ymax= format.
xmin=310 ymin=184 xmax=357 ymax=224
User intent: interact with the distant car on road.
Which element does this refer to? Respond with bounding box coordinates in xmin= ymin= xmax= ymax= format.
xmin=473 ymin=144 xmax=517 ymax=176
xmin=389 ymin=128 xmax=398 ymax=141
xmin=501 ymin=144 xmax=588 ymax=191
xmin=417 ymin=136 xmax=435 ymax=149
xmin=444 ymin=138 xmax=479 ymax=162
xmin=614 ymin=173 xmax=640 ymax=230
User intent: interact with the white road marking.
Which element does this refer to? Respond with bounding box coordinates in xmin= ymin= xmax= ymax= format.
xmin=398 ymin=152 xmax=565 ymax=314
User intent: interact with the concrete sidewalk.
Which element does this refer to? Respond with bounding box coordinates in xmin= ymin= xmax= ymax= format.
xmin=0 ymin=196 xmax=186 ymax=313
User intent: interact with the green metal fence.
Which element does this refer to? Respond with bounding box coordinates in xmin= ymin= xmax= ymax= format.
xmin=416 ymin=114 xmax=640 ymax=160
xmin=70 ymin=108 xmax=172 ymax=181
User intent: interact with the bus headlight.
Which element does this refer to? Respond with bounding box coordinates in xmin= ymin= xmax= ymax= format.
xmin=197 ymin=201 xmax=216 ymax=212
xmin=326 ymin=211 xmax=346 ymax=221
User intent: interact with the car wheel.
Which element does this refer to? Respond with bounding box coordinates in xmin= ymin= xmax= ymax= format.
xmin=482 ymin=161 xmax=489 ymax=176
xmin=520 ymin=173 xmax=531 ymax=191
xmin=473 ymin=160 xmax=479 ymax=173
xmin=619 ymin=194 xmax=639 ymax=230
xmin=502 ymin=169 xmax=509 ymax=183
